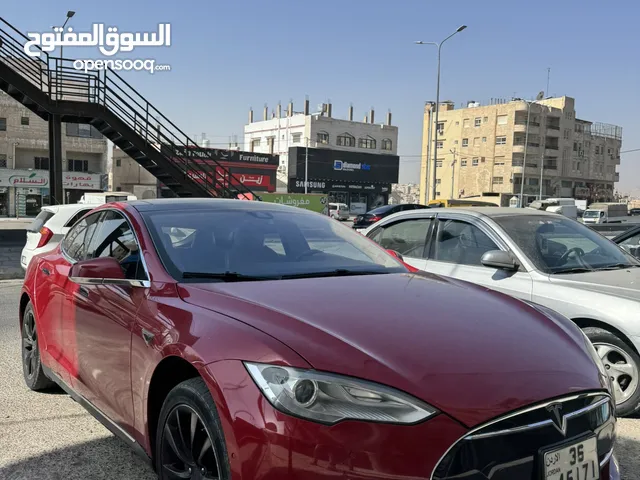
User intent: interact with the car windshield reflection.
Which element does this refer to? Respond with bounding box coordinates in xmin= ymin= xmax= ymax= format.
xmin=142 ymin=208 xmax=407 ymax=281
xmin=492 ymin=215 xmax=640 ymax=274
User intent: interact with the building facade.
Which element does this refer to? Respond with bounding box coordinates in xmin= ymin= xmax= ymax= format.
xmin=0 ymin=91 xmax=108 ymax=217
xmin=110 ymin=146 xmax=159 ymax=199
xmin=419 ymin=96 xmax=622 ymax=206
xmin=244 ymin=99 xmax=399 ymax=213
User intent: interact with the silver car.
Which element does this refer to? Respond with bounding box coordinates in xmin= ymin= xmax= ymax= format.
xmin=362 ymin=207 xmax=640 ymax=417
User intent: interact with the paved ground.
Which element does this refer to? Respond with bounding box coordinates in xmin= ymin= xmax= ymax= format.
xmin=0 ymin=244 xmax=24 ymax=280
xmin=0 ymin=279 xmax=638 ymax=479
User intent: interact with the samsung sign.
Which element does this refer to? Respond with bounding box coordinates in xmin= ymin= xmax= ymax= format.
xmin=333 ymin=160 xmax=371 ymax=172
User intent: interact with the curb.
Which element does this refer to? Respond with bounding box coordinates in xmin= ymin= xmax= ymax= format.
xmin=0 ymin=272 xmax=24 ymax=281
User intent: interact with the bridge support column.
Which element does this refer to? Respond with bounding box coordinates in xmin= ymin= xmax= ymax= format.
xmin=48 ymin=114 xmax=63 ymax=205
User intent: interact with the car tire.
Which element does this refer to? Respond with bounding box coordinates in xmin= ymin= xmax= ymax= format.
xmin=21 ymin=302 xmax=55 ymax=391
xmin=583 ymin=327 xmax=640 ymax=417
xmin=155 ymin=377 xmax=231 ymax=480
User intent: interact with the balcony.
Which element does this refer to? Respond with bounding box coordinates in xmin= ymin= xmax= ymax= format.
xmin=615 ymin=172 xmax=620 ymax=182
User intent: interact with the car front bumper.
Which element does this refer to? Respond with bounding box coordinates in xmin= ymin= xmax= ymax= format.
xmin=203 ymin=361 xmax=618 ymax=480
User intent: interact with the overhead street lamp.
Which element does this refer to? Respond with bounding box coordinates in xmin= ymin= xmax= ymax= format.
xmin=416 ymin=25 xmax=467 ymax=201
xmin=52 ymin=11 xmax=75 ymax=61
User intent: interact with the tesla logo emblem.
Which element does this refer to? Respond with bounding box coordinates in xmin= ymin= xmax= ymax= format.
xmin=546 ymin=403 xmax=567 ymax=436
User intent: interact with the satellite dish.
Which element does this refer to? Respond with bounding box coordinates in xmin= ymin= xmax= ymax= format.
xmin=536 ymin=91 xmax=545 ymax=101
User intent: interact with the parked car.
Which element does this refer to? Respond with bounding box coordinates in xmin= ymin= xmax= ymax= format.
xmin=613 ymin=225 xmax=640 ymax=259
xmin=352 ymin=203 xmax=428 ymax=229
xmin=20 ymin=199 xmax=617 ymax=479
xmin=21 ymin=204 xmax=97 ymax=271
xmin=629 ymin=208 xmax=640 ymax=216
xmin=362 ymin=206 xmax=640 ymax=417
xmin=328 ymin=202 xmax=350 ymax=220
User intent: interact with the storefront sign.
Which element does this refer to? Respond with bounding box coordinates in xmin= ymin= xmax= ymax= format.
xmin=0 ymin=169 xmax=103 ymax=190
xmin=259 ymin=193 xmax=327 ymax=214
xmin=289 ymin=177 xmax=391 ymax=195
xmin=288 ymin=147 xmax=399 ymax=184
xmin=166 ymin=145 xmax=279 ymax=166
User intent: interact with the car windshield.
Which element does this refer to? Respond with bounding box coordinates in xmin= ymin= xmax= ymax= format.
xmin=493 ymin=215 xmax=640 ymax=274
xmin=142 ymin=207 xmax=407 ymax=281
xmin=583 ymin=210 xmax=601 ymax=218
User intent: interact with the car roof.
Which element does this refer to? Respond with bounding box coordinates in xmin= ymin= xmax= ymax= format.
xmin=422 ymin=207 xmax=557 ymax=218
xmin=126 ymin=198 xmax=318 ymax=214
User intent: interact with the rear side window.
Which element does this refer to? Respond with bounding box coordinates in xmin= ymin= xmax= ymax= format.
xmin=64 ymin=209 xmax=92 ymax=228
xmin=27 ymin=210 xmax=55 ymax=233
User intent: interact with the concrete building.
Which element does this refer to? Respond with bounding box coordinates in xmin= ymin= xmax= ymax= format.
xmin=419 ymin=96 xmax=622 ymax=206
xmin=390 ymin=183 xmax=420 ymax=205
xmin=0 ymin=91 xmax=108 ymax=217
xmin=110 ymin=146 xmax=158 ymax=200
xmin=244 ymin=98 xmax=399 ymax=192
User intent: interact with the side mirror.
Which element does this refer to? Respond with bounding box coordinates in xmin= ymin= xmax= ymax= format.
xmin=69 ymin=257 xmax=129 ymax=285
xmin=481 ymin=250 xmax=520 ymax=271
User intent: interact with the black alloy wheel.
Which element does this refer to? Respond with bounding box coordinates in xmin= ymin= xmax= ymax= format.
xmin=156 ymin=378 xmax=230 ymax=480
xmin=21 ymin=302 xmax=54 ymax=391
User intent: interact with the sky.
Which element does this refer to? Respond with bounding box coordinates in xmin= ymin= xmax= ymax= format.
xmin=4 ymin=0 xmax=640 ymax=195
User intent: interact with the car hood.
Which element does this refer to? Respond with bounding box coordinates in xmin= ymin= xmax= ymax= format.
xmin=548 ymin=268 xmax=640 ymax=301
xmin=178 ymin=272 xmax=605 ymax=428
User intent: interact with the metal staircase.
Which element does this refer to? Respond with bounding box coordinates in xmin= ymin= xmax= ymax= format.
xmin=0 ymin=17 xmax=256 ymax=199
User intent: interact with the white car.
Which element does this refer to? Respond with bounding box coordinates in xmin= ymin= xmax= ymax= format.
xmin=21 ymin=204 xmax=97 ymax=270
xmin=362 ymin=207 xmax=640 ymax=417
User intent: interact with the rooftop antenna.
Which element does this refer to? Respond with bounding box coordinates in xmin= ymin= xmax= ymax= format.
xmin=546 ymin=68 xmax=551 ymax=97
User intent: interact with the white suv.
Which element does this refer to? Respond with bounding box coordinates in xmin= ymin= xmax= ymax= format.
xmin=21 ymin=204 xmax=97 ymax=270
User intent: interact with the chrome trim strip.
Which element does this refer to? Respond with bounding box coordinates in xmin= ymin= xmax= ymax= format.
xmin=465 ymin=396 xmax=610 ymax=440
xmin=430 ymin=392 xmax=611 ymax=480
xmin=70 ymin=276 xmax=151 ymax=288
xmin=600 ymin=448 xmax=613 ymax=468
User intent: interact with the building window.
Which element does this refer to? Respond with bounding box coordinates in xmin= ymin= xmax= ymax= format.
xmin=461 ymin=159 xmax=467 ymax=167
xmin=494 ymin=156 xmax=505 ymax=165
xmin=482 ymin=137 xmax=487 ymax=143
xmin=497 ymin=115 xmax=508 ymax=125
xmin=564 ymin=129 xmax=571 ymax=140
xmin=358 ymin=136 xmax=376 ymax=149
xmin=455 ymin=121 xmax=460 ymax=126
xmin=436 ymin=141 xmax=444 ymax=149
xmin=21 ymin=116 xmax=29 ymax=126
xmin=34 ymin=157 xmax=49 ymax=170
xmin=472 ymin=158 xmax=479 ymax=166
xmin=436 ymin=178 xmax=442 ymax=185
xmin=267 ymin=136 xmax=275 ymax=154
xmin=561 ymin=181 xmax=572 ymax=188
xmin=463 ymin=119 xmax=470 ymax=128
xmin=336 ymin=133 xmax=355 ymax=147
xmin=317 ymin=131 xmax=329 ymax=145
xmin=474 ymin=117 xmax=481 ymax=127
xmin=495 ymin=136 xmax=507 ymax=145
xmin=116 ymin=159 xmax=121 ymax=167
xmin=65 ymin=122 xmax=102 ymax=139
xmin=381 ymin=138 xmax=393 ymax=151
xmin=462 ymin=138 xmax=469 ymax=147
xmin=437 ymin=123 xmax=444 ymax=134
xmin=0 ymin=153 xmax=6 ymax=168
xmin=436 ymin=160 xmax=443 ymax=167
xmin=492 ymin=176 xmax=503 ymax=185
xmin=435 ymin=191 xmax=441 ymax=196
xmin=251 ymin=138 xmax=261 ymax=151
xmin=483 ymin=116 xmax=488 ymax=123
xmin=0 ymin=118 xmax=6 ymax=131
xmin=292 ymin=133 xmax=302 ymax=144
xmin=68 ymin=159 xmax=89 ymax=172
xmin=454 ymin=140 xmax=458 ymax=145
xmin=529 ymin=178 xmax=539 ymax=186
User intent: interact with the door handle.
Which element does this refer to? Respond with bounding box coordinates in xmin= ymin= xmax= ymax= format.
xmin=41 ymin=267 xmax=50 ymax=276
xmin=78 ymin=287 xmax=89 ymax=298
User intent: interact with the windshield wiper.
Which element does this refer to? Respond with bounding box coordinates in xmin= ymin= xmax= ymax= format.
xmin=279 ymin=269 xmax=389 ymax=280
xmin=181 ymin=271 xmax=273 ymax=281
xmin=594 ymin=263 xmax=640 ymax=271
xmin=551 ymin=267 xmax=594 ymax=274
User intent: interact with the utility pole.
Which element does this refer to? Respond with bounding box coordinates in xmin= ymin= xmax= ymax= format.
xmin=304 ymin=136 xmax=309 ymax=194
xmin=424 ymin=102 xmax=434 ymax=203
xmin=449 ymin=148 xmax=457 ymax=198
xmin=539 ymin=106 xmax=546 ymax=200
xmin=517 ymin=92 xmax=545 ymax=207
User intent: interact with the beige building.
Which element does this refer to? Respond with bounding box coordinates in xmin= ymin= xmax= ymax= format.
xmin=419 ymin=96 xmax=622 ymax=206
xmin=0 ymin=91 xmax=108 ymax=217
xmin=110 ymin=147 xmax=158 ymax=199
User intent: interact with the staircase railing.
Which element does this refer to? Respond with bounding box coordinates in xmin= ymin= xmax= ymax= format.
xmin=0 ymin=16 xmax=257 ymax=199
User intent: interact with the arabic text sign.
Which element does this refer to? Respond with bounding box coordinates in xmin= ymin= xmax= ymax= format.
xmin=259 ymin=194 xmax=327 ymax=214
xmin=24 ymin=23 xmax=171 ymax=58
xmin=0 ymin=170 xmax=102 ymax=190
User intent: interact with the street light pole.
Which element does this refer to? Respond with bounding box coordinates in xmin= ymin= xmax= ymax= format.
xmin=450 ymin=148 xmax=457 ymax=198
xmin=517 ymin=92 xmax=545 ymax=207
xmin=416 ymin=25 xmax=467 ymax=201
xmin=304 ymin=136 xmax=309 ymax=194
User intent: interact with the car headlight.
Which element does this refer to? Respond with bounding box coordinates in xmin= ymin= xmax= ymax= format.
xmin=245 ymin=362 xmax=438 ymax=425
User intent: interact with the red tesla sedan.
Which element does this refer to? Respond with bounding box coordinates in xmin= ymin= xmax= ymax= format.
xmin=20 ymin=199 xmax=619 ymax=480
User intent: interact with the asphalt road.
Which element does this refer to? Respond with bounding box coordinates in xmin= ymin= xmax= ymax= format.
xmin=0 ymin=279 xmax=638 ymax=479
